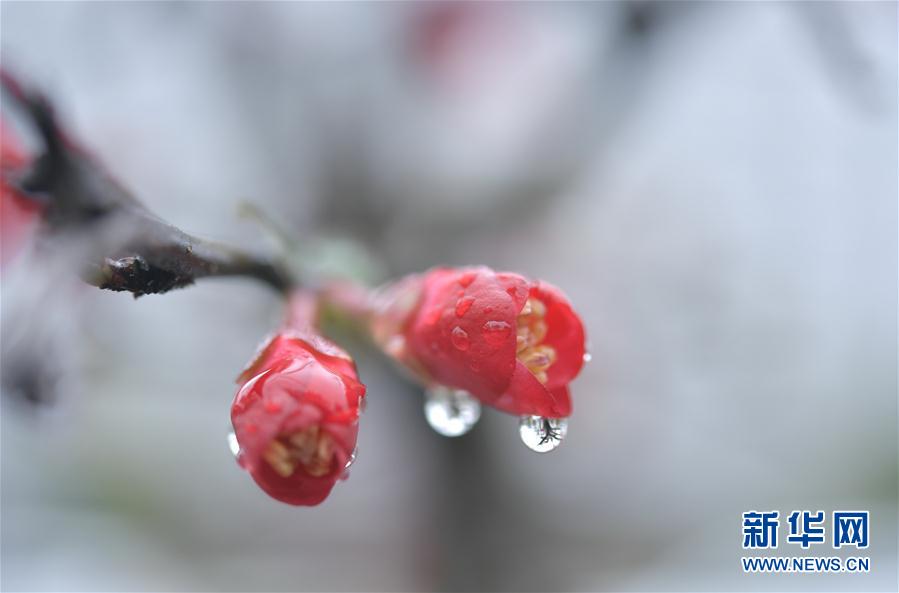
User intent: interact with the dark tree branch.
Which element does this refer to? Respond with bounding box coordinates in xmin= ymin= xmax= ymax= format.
xmin=1 ymin=70 xmax=293 ymax=296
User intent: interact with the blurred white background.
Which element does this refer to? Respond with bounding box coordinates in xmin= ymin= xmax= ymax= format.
xmin=1 ymin=2 xmax=896 ymax=591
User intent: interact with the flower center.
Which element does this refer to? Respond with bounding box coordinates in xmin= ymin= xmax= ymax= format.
xmin=516 ymin=298 xmax=556 ymax=384
xmin=263 ymin=425 xmax=335 ymax=478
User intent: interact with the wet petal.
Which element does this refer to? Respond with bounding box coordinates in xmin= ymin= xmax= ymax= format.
xmin=231 ymin=327 xmax=365 ymax=506
xmin=406 ymin=267 xmax=521 ymax=395
xmin=531 ymin=282 xmax=586 ymax=389
xmin=490 ymin=362 xmax=570 ymax=418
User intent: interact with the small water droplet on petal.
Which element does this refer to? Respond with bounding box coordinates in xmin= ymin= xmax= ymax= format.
xmin=459 ymin=272 xmax=476 ymax=287
xmin=340 ymin=447 xmax=358 ymax=480
xmin=455 ymin=296 xmax=475 ymax=317
xmin=227 ymin=430 xmax=241 ymax=458
xmin=424 ymin=386 xmax=481 ymax=437
xmin=583 ymin=352 xmax=593 ymax=363
xmin=519 ymin=416 xmax=568 ymax=453
xmin=482 ymin=320 xmax=512 ymax=346
xmin=451 ymin=326 xmax=470 ymax=350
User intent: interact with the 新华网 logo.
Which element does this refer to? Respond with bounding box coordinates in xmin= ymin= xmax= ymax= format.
xmin=740 ymin=510 xmax=870 ymax=574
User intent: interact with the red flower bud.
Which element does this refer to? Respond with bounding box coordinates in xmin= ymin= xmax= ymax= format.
xmin=230 ymin=294 xmax=366 ymax=506
xmin=376 ymin=266 xmax=586 ymax=418
xmin=1 ymin=117 xmax=42 ymax=265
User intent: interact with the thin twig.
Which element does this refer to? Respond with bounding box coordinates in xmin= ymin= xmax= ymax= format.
xmin=1 ymin=70 xmax=293 ymax=297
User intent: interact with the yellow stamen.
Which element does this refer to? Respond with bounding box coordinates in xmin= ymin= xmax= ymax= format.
xmin=264 ymin=426 xmax=335 ymax=478
xmin=263 ymin=440 xmax=295 ymax=478
xmin=516 ymin=332 xmax=529 ymax=353
xmin=516 ymin=298 xmax=556 ymax=384
xmin=520 ymin=344 xmax=556 ymax=372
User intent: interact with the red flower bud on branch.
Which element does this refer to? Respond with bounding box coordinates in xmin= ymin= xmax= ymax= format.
xmin=230 ymin=292 xmax=366 ymax=506
xmin=372 ymin=266 xmax=586 ymax=419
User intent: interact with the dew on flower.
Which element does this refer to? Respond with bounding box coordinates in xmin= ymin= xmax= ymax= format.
xmin=227 ymin=430 xmax=240 ymax=458
xmin=458 ymin=271 xmax=476 ymax=287
xmin=424 ymin=386 xmax=481 ymax=437
xmin=455 ymin=296 xmax=474 ymax=317
xmin=519 ymin=415 xmax=568 ymax=453
xmin=482 ymin=320 xmax=512 ymax=346
xmin=340 ymin=447 xmax=358 ymax=480
xmin=450 ymin=326 xmax=470 ymax=350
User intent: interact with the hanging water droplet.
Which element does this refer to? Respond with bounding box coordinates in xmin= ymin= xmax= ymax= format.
xmin=450 ymin=326 xmax=470 ymax=351
xmin=424 ymin=386 xmax=481 ymax=437
xmin=227 ymin=430 xmax=240 ymax=457
xmin=518 ymin=416 xmax=568 ymax=453
xmin=583 ymin=352 xmax=592 ymax=363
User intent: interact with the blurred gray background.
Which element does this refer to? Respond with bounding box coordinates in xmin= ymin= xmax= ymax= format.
xmin=1 ymin=2 xmax=896 ymax=591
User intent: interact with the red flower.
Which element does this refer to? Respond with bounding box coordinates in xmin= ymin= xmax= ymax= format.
xmin=231 ymin=295 xmax=366 ymax=506
xmin=1 ymin=117 xmax=42 ymax=265
xmin=374 ymin=266 xmax=586 ymax=418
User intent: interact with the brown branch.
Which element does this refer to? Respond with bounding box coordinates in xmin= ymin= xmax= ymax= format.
xmin=1 ymin=70 xmax=292 ymax=297
xmin=84 ymin=228 xmax=293 ymax=297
